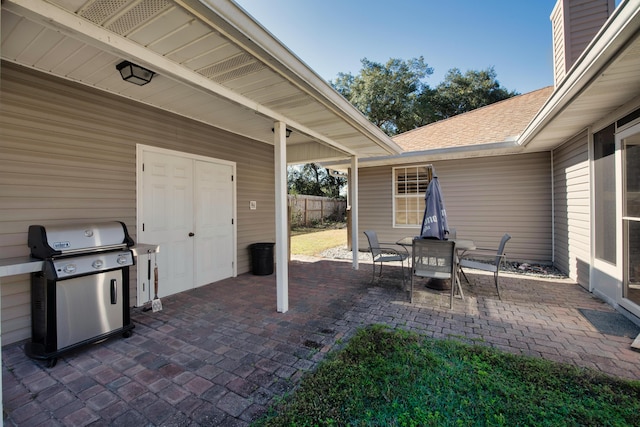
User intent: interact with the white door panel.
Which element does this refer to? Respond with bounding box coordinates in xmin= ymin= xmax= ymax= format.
xmin=142 ymin=151 xmax=194 ymax=297
xmin=195 ymin=161 xmax=234 ymax=286
xmin=138 ymin=146 xmax=235 ymax=299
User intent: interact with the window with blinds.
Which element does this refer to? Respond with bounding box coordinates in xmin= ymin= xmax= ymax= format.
xmin=393 ymin=165 xmax=432 ymax=226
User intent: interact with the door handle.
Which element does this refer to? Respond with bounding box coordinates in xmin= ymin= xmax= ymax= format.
xmin=110 ymin=279 xmax=117 ymax=304
xmin=188 ymin=232 xmax=195 ymax=237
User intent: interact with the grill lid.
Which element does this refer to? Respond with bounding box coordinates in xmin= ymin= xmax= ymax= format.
xmin=29 ymin=221 xmax=134 ymax=259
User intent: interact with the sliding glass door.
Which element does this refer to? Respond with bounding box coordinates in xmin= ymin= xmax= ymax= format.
xmin=623 ymin=132 xmax=640 ymax=306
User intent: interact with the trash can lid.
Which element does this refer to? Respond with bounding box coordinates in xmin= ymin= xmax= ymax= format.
xmin=250 ymin=242 xmax=275 ymax=248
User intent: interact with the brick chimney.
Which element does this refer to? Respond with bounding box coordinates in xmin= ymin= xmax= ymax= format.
xmin=551 ymin=0 xmax=615 ymax=87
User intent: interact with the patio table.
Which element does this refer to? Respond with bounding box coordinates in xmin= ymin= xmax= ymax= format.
xmin=396 ymin=237 xmax=475 ymax=252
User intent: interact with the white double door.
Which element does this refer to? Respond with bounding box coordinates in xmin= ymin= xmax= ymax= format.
xmin=138 ymin=146 xmax=235 ymax=298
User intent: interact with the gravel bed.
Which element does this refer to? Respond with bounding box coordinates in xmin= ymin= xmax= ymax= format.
xmin=320 ymin=246 xmax=372 ymax=261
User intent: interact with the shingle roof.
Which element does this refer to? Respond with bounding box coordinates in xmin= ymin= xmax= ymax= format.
xmin=393 ymin=86 xmax=554 ymax=152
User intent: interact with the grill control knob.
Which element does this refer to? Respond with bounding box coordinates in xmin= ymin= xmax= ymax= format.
xmin=117 ymin=255 xmax=129 ymax=265
xmin=92 ymin=260 xmax=104 ymax=269
xmin=63 ymin=264 xmax=77 ymax=274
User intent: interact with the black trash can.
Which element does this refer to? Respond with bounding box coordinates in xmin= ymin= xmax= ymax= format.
xmin=250 ymin=243 xmax=275 ymax=275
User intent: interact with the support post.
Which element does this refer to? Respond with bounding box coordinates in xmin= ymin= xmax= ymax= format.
xmin=274 ymin=121 xmax=289 ymax=312
xmin=350 ymin=156 xmax=359 ymax=270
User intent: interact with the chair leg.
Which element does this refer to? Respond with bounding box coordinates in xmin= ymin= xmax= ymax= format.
xmin=460 ymin=267 xmax=470 ymax=283
xmin=494 ymin=272 xmax=501 ymax=300
xmin=456 ymin=275 xmax=464 ymax=301
xmin=455 ymin=265 xmax=465 ymax=302
xmin=450 ymin=275 xmax=464 ymax=309
xmin=449 ymin=278 xmax=454 ymax=308
xmin=410 ymin=269 xmax=414 ymax=303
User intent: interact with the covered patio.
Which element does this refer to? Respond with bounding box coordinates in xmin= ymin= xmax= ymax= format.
xmin=3 ymin=258 xmax=640 ymax=426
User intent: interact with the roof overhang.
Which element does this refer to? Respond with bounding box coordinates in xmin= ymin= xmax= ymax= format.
xmin=324 ymin=140 xmax=523 ymax=172
xmin=1 ymin=0 xmax=402 ymax=163
xmin=520 ymin=0 xmax=640 ymax=151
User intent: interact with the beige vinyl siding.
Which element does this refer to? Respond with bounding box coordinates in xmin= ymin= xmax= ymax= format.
xmin=551 ymin=0 xmax=614 ymax=85
xmin=551 ymin=1 xmax=568 ymax=85
xmin=359 ymin=167 xmax=395 ymax=241
xmin=0 ymin=62 xmax=275 ymax=345
xmin=565 ymin=0 xmax=613 ymax=64
xmin=359 ymin=152 xmax=552 ymax=263
xmin=552 ymin=131 xmax=590 ymax=288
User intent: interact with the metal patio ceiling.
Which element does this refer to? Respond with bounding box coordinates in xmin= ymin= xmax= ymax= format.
xmin=1 ymin=0 xmax=402 ymax=163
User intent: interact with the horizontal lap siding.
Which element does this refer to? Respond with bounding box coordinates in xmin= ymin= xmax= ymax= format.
xmin=0 ymin=62 xmax=274 ymax=345
xmin=358 ymin=152 xmax=552 ymax=263
xmin=551 ymin=0 xmax=613 ymax=85
xmin=358 ymin=168 xmax=394 ymax=245
xmin=566 ymin=0 xmax=614 ymax=66
xmin=552 ymin=131 xmax=590 ymax=287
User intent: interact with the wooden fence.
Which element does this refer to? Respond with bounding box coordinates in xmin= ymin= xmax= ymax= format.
xmin=288 ymin=195 xmax=347 ymax=227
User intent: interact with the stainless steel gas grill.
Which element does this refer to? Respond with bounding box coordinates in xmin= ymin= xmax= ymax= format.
xmin=25 ymin=221 xmax=136 ymax=366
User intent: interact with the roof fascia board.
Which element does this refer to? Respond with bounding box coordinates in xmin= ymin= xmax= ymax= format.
xmin=323 ymin=140 xmax=522 ymax=170
xmin=3 ymin=0 xmax=361 ymax=157
xmin=519 ymin=0 xmax=640 ymax=147
xmin=189 ymin=0 xmax=402 ymax=155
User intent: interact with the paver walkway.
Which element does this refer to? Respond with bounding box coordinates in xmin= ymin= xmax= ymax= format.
xmin=3 ymin=257 xmax=640 ymax=426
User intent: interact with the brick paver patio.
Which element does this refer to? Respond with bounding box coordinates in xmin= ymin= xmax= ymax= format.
xmin=3 ymin=257 xmax=640 ymax=426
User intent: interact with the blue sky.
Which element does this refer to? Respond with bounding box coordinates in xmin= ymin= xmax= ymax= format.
xmin=234 ymin=0 xmax=563 ymax=94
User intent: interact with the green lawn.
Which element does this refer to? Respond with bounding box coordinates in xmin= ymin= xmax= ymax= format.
xmin=290 ymin=228 xmax=347 ymax=256
xmin=253 ymin=325 xmax=640 ymax=426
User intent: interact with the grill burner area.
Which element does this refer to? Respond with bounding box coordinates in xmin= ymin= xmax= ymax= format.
xmin=25 ymin=221 xmax=136 ymax=367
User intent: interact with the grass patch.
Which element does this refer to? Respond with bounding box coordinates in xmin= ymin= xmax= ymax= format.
xmin=291 ymin=228 xmax=346 ymax=256
xmin=253 ymin=325 xmax=640 ymax=426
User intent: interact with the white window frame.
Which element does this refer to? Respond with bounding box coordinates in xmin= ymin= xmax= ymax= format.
xmin=392 ymin=165 xmax=432 ymax=228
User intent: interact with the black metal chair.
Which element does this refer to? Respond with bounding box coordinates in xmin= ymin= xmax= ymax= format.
xmin=363 ymin=230 xmax=408 ymax=287
xmin=411 ymin=238 xmax=463 ymax=308
xmin=459 ymin=233 xmax=511 ymax=299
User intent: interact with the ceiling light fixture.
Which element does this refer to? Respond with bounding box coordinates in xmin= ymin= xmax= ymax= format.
xmin=116 ymin=60 xmax=155 ymax=86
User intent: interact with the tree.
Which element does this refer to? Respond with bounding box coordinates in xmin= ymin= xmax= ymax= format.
xmin=332 ymin=57 xmax=433 ymax=136
xmin=431 ymin=67 xmax=519 ymax=121
xmin=288 ymin=164 xmax=346 ymax=199
xmin=332 ymin=59 xmax=517 ymax=135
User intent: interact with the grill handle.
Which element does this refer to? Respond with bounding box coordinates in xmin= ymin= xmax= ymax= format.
xmin=110 ymin=279 xmax=117 ymax=304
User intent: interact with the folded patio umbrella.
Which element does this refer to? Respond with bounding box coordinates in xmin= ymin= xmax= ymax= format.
xmin=420 ymin=173 xmax=449 ymax=240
